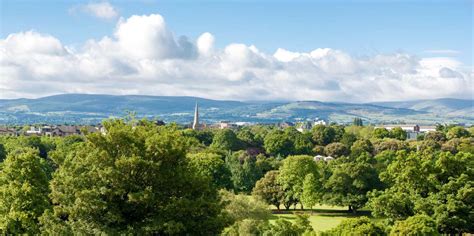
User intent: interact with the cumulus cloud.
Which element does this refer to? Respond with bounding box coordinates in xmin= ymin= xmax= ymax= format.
xmin=73 ymin=2 xmax=118 ymax=20
xmin=0 ymin=13 xmax=472 ymax=102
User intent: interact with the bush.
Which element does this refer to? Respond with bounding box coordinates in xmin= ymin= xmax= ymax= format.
xmin=390 ymin=215 xmax=439 ymax=236
xmin=324 ymin=217 xmax=386 ymax=235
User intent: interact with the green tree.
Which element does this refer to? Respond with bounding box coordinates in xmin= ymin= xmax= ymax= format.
xmin=187 ymin=152 xmax=233 ymax=189
xmin=0 ymin=143 xmax=5 ymax=162
xmin=390 ymin=127 xmax=407 ymax=141
xmin=324 ymin=153 xmax=382 ymax=212
xmin=211 ymin=129 xmax=241 ymax=151
xmin=424 ymin=131 xmax=446 ymax=142
xmin=265 ymin=214 xmax=314 ymax=236
xmin=264 ymin=130 xmax=294 ymax=157
xmin=340 ymin=132 xmax=357 ymax=148
xmin=324 ymin=217 xmax=386 ymax=235
xmin=324 ymin=142 xmax=349 ymax=158
xmin=373 ymin=139 xmax=409 ymax=155
xmin=237 ymin=128 xmax=259 ymax=148
xmin=353 ymin=117 xmax=363 ymax=126
xmin=373 ymin=128 xmax=390 ymax=139
xmin=220 ymin=190 xmax=271 ymax=235
xmin=0 ymin=148 xmax=51 ymax=234
xmin=226 ymin=151 xmax=262 ymax=193
xmin=183 ymin=129 xmax=214 ymax=146
xmin=369 ymin=150 xmax=473 ymax=234
xmin=42 ymin=120 xmax=226 ymax=235
xmin=278 ymin=155 xmax=319 ymax=209
xmin=311 ymin=125 xmax=336 ymax=146
xmin=252 ymin=171 xmax=284 ymax=210
xmin=220 ymin=190 xmax=271 ymax=223
xmin=351 ymin=139 xmax=374 ymax=157
xmin=446 ymin=126 xmax=470 ymax=140
xmin=390 ymin=215 xmax=439 ymax=236
xmin=301 ymin=173 xmax=319 ymax=209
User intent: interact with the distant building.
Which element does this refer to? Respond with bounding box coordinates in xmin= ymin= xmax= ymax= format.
xmin=192 ymin=102 xmax=199 ymax=130
xmin=0 ymin=127 xmax=17 ymax=136
xmin=314 ymin=120 xmax=326 ymax=125
xmin=314 ymin=155 xmax=334 ymax=162
xmin=26 ymin=127 xmax=42 ymax=136
xmin=279 ymin=121 xmax=295 ymax=128
xmin=218 ymin=121 xmax=237 ymax=129
xmin=376 ymin=124 xmax=437 ymax=140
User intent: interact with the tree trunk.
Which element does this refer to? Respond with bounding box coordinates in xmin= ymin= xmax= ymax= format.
xmin=348 ymin=205 xmax=352 ymax=212
xmin=301 ymin=203 xmax=304 ymax=210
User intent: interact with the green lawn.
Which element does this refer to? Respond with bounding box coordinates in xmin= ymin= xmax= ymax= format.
xmin=269 ymin=204 xmax=376 ymax=233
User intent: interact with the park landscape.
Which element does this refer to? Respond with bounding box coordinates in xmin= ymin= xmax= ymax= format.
xmin=1 ymin=0 xmax=472 ymax=235
xmin=0 ymin=119 xmax=472 ymax=234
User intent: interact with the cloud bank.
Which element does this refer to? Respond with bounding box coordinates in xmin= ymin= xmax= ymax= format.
xmin=0 ymin=13 xmax=472 ymax=102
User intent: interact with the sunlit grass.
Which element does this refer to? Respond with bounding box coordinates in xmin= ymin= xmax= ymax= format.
xmin=269 ymin=204 xmax=378 ymax=232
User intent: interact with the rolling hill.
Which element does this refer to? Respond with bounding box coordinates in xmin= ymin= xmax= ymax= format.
xmin=0 ymin=94 xmax=472 ymax=125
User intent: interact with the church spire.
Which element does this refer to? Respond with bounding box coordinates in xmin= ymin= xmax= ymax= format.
xmin=192 ymin=101 xmax=199 ymax=130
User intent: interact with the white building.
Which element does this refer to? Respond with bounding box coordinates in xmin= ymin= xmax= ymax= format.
xmin=376 ymin=124 xmax=437 ymax=140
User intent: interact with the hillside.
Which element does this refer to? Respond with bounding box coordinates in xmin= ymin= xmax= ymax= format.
xmin=0 ymin=94 xmax=472 ymax=125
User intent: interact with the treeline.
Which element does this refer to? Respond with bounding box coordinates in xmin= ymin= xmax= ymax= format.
xmin=0 ymin=119 xmax=472 ymax=235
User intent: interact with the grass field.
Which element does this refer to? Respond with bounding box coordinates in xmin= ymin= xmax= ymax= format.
xmin=269 ymin=204 xmax=376 ymax=233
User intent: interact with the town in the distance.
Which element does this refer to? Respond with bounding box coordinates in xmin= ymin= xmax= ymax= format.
xmin=0 ymin=100 xmax=451 ymax=139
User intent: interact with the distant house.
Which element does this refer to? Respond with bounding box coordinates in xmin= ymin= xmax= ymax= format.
xmin=314 ymin=155 xmax=334 ymax=162
xmin=376 ymin=124 xmax=437 ymax=140
xmin=296 ymin=119 xmax=326 ymax=132
xmin=54 ymin=126 xmax=80 ymax=136
xmin=314 ymin=120 xmax=327 ymax=126
xmin=0 ymin=127 xmax=17 ymax=136
xmin=296 ymin=121 xmax=313 ymax=132
xmin=26 ymin=127 xmax=42 ymax=136
xmin=218 ymin=121 xmax=237 ymax=129
xmin=279 ymin=121 xmax=295 ymax=128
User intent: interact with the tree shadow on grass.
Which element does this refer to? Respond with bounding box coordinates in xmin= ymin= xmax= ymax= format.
xmin=271 ymin=208 xmax=372 ymax=217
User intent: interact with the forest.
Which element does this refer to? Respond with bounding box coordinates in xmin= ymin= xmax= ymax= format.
xmin=0 ymin=118 xmax=472 ymax=235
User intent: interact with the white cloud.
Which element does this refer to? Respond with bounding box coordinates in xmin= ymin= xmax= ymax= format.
xmin=76 ymin=2 xmax=118 ymax=20
xmin=197 ymin=32 xmax=215 ymax=56
xmin=0 ymin=13 xmax=472 ymax=102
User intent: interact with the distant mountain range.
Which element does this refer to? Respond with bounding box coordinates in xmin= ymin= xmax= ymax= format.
xmin=0 ymin=94 xmax=472 ymax=125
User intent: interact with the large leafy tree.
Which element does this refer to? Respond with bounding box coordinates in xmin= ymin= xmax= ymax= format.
xmin=311 ymin=125 xmax=336 ymax=146
xmin=373 ymin=128 xmax=390 ymax=139
xmin=350 ymin=139 xmax=374 ymax=157
xmin=187 ymin=152 xmax=233 ymax=189
xmin=390 ymin=127 xmax=407 ymax=141
xmin=369 ymin=151 xmax=473 ymax=234
xmin=284 ymin=128 xmax=313 ymax=155
xmin=0 ymin=148 xmax=51 ymax=234
xmin=446 ymin=126 xmax=470 ymax=140
xmin=42 ymin=119 xmax=226 ymax=235
xmin=324 ymin=142 xmax=349 ymax=158
xmin=324 ymin=152 xmax=382 ymax=212
xmin=325 ymin=217 xmax=386 ymax=235
xmin=301 ymin=173 xmax=319 ymax=209
xmin=225 ymin=151 xmax=262 ymax=193
xmin=211 ymin=129 xmax=241 ymax=151
xmin=263 ymin=130 xmax=294 ymax=157
xmin=278 ymin=155 xmax=319 ymax=208
xmin=252 ymin=170 xmax=284 ymax=210
xmin=390 ymin=215 xmax=439 ymax=236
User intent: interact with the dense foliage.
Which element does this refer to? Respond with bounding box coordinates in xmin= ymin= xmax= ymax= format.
xmin=0 ymin=120 xmax=472 ymax=235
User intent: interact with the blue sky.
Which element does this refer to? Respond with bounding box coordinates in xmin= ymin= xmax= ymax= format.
xmin=0 ymin=0 xmax=472 ymax=101
xmin=2 ymin=0 xmax=472 ymax=63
